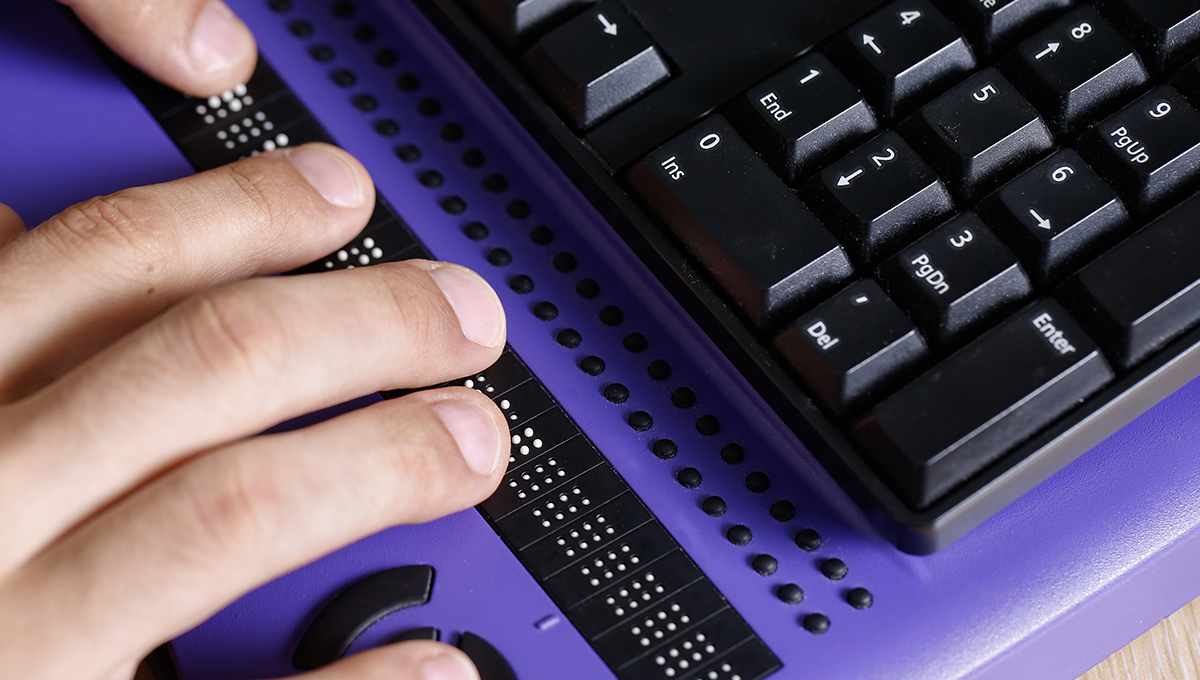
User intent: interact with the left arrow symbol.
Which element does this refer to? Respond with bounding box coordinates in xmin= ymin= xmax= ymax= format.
xmin=598 ymin=14 xmax=618 ymax=35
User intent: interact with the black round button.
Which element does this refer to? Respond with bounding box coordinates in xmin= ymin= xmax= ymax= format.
xmin=603 ymin=383 xmax=629 ymax=403
xmin=745 ymin=471 xmax=771 ymax=493
xmin=752 ymin=554 xmax=778 ymax=576
xmin=821 ymin=558 xmax=848 ymax=580
xmin=777 ymin=584 xmax=804 ymax=604
xmin=439 ymin=196 xmax=467 ymax=215
xmin=506 ymin=199 xmax=531 ymax=219
xmin=794 ymin=529 xmax=822 ymax=552
xmin=726 ymin=524 xmax=752 ymax=546
xmin=647 ymin=359 xmax=672 ymax=380
xmin=533 ymin=302 xmax=558 ymax=321
xmin=847 ymin=587 xmax=873 ymax=609
xmin=623 ymin=333 xmax=648 ymax=353
xmin=671 ymin=387 xmax=696 ymax=408
xmin=769 ymin=500 xmax=796 ymax=522
xmin=720 ymin=443 xmax=745 ymax=464
xmin=652 ymin=439 xmax=678 ymax=459
xmin=374 ymin=118 xmax=399 ymax=137
xmin=580 ymin=356 xmax=605 ymax=376
xmin=628 ymin=411 xmax=653 ymax=431
xmin=576 ymin=279 xmax=600 ymax=299
xmin=529 ymin=225 xmax=553 ymax=245
xmin=803 ymin=613 xmax=830 ymax=634
xmin=702 ymin=495 xmax=727 ymax=516
xmin=677 ymin=467 xmax=702 ymax=488
xmin=696 ymin=415 xmax=720 ymax=436
xmin=508 ymin=275 xmax=534 ymax=294
xmin=462 ymin=221 xmax=488 ymax=241
xmin=552 ymin=252 xmax=577 ymax=272
xmin=556 ymin=328 xmax=582 ymax=348
xmin=486 ymin=248 xmax=512 ymax=267
xmin=599 ymin=306 xmax=624 ymax=326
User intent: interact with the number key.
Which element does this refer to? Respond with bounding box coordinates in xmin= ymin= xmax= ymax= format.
xmin=1002 ymin=6 xmax=1149 ymax=134
xmin=937 ymin=0 xmax=1071 ymax=57
xmin=876 ymin=213 xmax=1033 ymax=348
xmin=804 ymin=131 xmax=954 ymax=265
xmin=979 ymin=149 xmax=1129 ymax=285
xmin=1077 ymin=85 xmax=1200 ymax=216
xmin=903 ymin=68 xmax=1053 ymax=201
xmin=830 ymin=0 xmax=976 ymax=121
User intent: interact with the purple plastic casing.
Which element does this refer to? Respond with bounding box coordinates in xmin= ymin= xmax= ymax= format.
xmin=3 ymin=1 xmax=1200 ymax=679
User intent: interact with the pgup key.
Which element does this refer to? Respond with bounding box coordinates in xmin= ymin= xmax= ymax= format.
xmin=1078 ymin=85 xmax=1200 ymax=216
xmin=626 ymin=116 xmax=853 ymax=328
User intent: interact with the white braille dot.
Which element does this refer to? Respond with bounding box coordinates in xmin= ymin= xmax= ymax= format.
xmin=208 ymin=95 xmax=221 ymax=108
xmin=230 ymin=99 xmax=243 ymax=113
xmin=325 ymin=261 xmax=334 ymax=269
xmin=217 ymin=131 xmax=228 ymax=140
xmin=231 ymin=124 xmax=241 ymax=134
xmin=225 ymin=141 xmax=235 ymax=149
xmin=238 ymin=134 xmax=248 ymax=143
xmin=204 ymin=115 xmax=215 ymax=124
xmin=337 ymin=251 xmax=349 ymax=262
xmin=350 ymin=248 xmax=360 ymax=255
xmin=221 ymin=90 xmax=234 ymax=102
xmin=276 ymin=133 xmax=289 ymax=146
xmin=524 ymin=427 xmax=534 ymax=437
xmin=217 ymin=109 xmax=228 ymax=118
xmin=263 ymin=121 xmax=274 ymax=130
xmin=243 ymin=95 xmax=254 ymax=105
xmin=705 ymin=645 xmax=715 ymax=653
xmin=195 ymin=105 xmax=207 ymax=115
xmin=655 ymin=657 xmax=665 ymax=666
xmin=501 ymin=400 xmax=511 ymax=409
xmin=256 ymin=112 xmax=266 ymax=121
xmin=251 ymin=128 xmax=261 ymax=137
xmin=263 ymin=140 xmax=276 ymax=152
xmin=235 ymin=84 xmax=247 ymax=96
xmin=371 ymin=247 xmax=383 ymax=258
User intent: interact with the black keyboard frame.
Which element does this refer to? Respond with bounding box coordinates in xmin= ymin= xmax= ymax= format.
xmin=415 ymin=0 xmax=1200 ymax=553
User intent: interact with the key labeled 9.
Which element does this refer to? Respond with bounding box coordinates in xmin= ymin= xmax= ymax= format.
xmin=1150 ymin=101 xmax=1171 ymax=119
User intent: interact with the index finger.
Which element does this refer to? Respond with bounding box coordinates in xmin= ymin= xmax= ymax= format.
xmin=61 ymin=0 xmax=257 ymax=97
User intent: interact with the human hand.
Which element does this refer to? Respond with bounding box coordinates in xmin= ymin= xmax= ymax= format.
xmin=3 ymin=4 xmax=510 ymax=680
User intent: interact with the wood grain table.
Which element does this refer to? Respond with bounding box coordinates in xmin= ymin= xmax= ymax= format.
xmin=1079 ymin=596 xmax=1200 ymax=680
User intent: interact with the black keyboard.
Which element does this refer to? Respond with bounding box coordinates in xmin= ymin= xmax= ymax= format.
xmin=418 ymin=0 xmax=1200 ymax=552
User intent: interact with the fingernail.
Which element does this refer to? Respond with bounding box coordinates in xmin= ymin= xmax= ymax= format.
xmin=189 ymin=1 xmax=255 ymax=75
xmin=431 ymin=399 xmax=502 ymax=477
xmin=285 ymin=145 xmax=366 ymax=208
xmin=428 ymin=265 xmax=506 ymax=348
xmin=419 ymin=654 xmax=479 ymax=680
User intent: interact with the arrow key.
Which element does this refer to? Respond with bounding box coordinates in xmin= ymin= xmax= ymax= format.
xmin=978 ymin=149 xmax=1129 ymax=285
xmin=524 ymin=1 xmax=671 ymax=130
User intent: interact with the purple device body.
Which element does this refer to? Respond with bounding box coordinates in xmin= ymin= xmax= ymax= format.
xmin=2 ymin=1 xmax=1199 ymax=679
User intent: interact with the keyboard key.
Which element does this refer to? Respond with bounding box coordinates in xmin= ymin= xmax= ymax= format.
xmin=936 ymin=0 xmax=1071 ymax=57
xmin=1077 ymin=85 xmax=1200 ymax=215
xmin=805 ymin=130 xmax=954 ymax=265
xmin=979 ymin=149 xmax=1129 ymax=285
xmin=902 ymin=68 xmax=1053 ymax=201
xmin=1096 ymin=0 xmax=1200 ymax=70
xmin=1170 ymin=54 xmax=1200 ymax=106
xmin=829 ymin=0 xmax=976 ymax=120
xmin=524 ymin=1 xmax=670 ymax=129
xmin=855 ymin=299 xmax=1113 ymax=507
xmin=1057 ymin=192 xmax=1200 ymax=368
xmin=877 ymin=213 xmax=1032 ymax=347
xmin=774 ymin=279 xmax=929 ymax=414
xmin=466 ymin=0 xmax=594 ymax=48
xmin=726 ymin=53 xmax=878 ymax=183
xmin=626 ymin=116 xmax=853 ymax=328
xmin=1002 ymin=6 xmax=1150 ymax=134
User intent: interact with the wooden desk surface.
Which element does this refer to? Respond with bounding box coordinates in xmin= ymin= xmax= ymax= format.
xmin=1079 ymin=596 xmax=1200 ymax=680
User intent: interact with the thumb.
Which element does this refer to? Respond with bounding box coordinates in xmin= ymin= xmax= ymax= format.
xmin=61 ymin=0 xmax=257 ymax=97
xmin=281 ymin=641 xmax=483 ymax=680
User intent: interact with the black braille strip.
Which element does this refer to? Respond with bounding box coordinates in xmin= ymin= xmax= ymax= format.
xmin=603 ymin=383 xmax=629 ymax=403
xmin=745 ymin=471 xmax=770 ymax=493
xmin=580 ymin=356 xmax=605 ymax=376
xmin=486 ymin=248 xmax=512 ymax=267
xmin=696 ymin=415 xmax=720 ymax=436
xmin=269 ymin=0 xmax=293 ymax=12
xmin=803 ymin=614 xmax=830 ymax=634
xmin=752 ymin=554 xmax=778 ymax=576
xmin=289 ymin=20 xmax=314 ymax=37
xmin=623 ymin=333 xmax=648 ymax=353
xmin=309 ymin=44 xmax=335 ymax=62
xmin=726 ymin=524 xmax=752 ymax=546
xmin=396 ymin=72 xmax=420 ymax=91
xmin=847 ymin=588 xmax=873 ymax=609
xmin=770 ymin=500 xmax=796 ymax=522
xmin=331 ymin=69 xmax=357 ymax=87
xmin=652 ymin=439 xmax=677 ymax=459
xmin=441 ymin=123 xmax=464 ymax=142
xmin=794 ymin=529 xmax=822 ymax=552
xmin=507 ymin=199 xmax=531 ymax=219
xmin=777 ymin=584 xmax=804 ymax=604
xmin=395 ymin=144 xmax=421 ymax=163
xmin=331 ymin=0 xmax=354 ymax=17
xmin=352 ymin=94 xmax=378 ymax=112
xmin=556 ymin=328 xmax=582 ymax=348
xmin=720 ymin=443 xmax=745 ymax=464
xmin=552 ymin=252 xmax=577 ymax=272
xmin=439 ymin=196 xmax=467 ymax=215
xmin=533 ymin=302 xmax=558 ymax=321
xmin=647 ymin=359 xmax=671 ymax=381
xmin=628 ymin=410 xmax=653 ymax=431
xmin=530 ymin=225 xmax=554 ymax=245
xmin=482 ymin=174 xmax=509 ymax=193
xmin=575 ymin=278 xmax=600 ymax=298
xmin=599 ymin=306 xmax=624 ymax=326
xmin=462 ymin=221 xmax=488 ymax=240
xmin=418 ymin=97 xmax=442 ymax=116
xmin=462 ymin=148 xmax=486 ymax=168
xmin=509 ymin=274 xmax=534 ymax=294
xmin=418 ymin=170 xmax=443 ymax=188
xmin=353 ymin=23 xmax=376 ymax=42
xmin=821 ymin=558 xmax=848 ymax=580
xmin=671 ymin=388 xmax=696 ymax=408
xmin=677 ymin=467 xmax=702 ymax=488
xmin=702 ymin=495 xmax=727 ymax=516
xmin=374 ymin=48 xmax=398 ymax=66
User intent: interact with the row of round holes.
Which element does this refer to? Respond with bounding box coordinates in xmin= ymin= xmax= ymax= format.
xmin=271 ymin=0 xmax=873 ymax=634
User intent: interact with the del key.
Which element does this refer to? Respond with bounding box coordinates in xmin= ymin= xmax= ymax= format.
xmin=627 ymin=116 xmax=853 ymax=328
